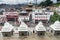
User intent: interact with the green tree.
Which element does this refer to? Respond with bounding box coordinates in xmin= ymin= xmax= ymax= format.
xmin=45 ymin=0 xmax=53 ymax=6
xmin=50 ymin=12 xmax=59 ymax=22
xmin=38 ymin=0 xmax=53 ymax=7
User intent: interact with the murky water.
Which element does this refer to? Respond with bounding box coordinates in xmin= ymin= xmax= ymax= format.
xmin=0 ymin=33 xmax=60 ymax=40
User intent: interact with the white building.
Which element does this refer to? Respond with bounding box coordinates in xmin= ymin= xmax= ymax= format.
xmin=49 ymin=21 xmax=60 ymax=36
xmin=45 ymin=10 xmax=54 ymax=16
xmin=1 ymin=22 xmax=14 ymax=37
xmin=18 ymin=21 xmax=29 ymax=36
xmin=19 ymin=11 xmax=30 ymax=22
xmin=35 ymin=22 xmax=46 ymax=36
xmin=32 ymin=9 xmax=54 ymax=23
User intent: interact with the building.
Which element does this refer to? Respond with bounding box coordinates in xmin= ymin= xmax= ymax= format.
xmin=18 ymin=21 xmax=29 ymax=36
xmin=49 ymin=21 xmax=60 ymax=36
xmin=19 ymin=11 xmax=28 ymax=15
xmin=35 ymin=22 xmax=46 ymax=36
xmin=45 ymin=10 xmax=54 ymax=16
xmin=25 ymin=2 xmax=33 ymax=12
xmin=32 ymin=9 xmax=50 ymax=23
xmin=0 ymin=15 xmax=6 ymax=25
xmin=3 ymin=12 xmax=18 ymax=21
xmin=1 ymin=22 xmax=14 ymax=37
xmin=32 ymin=9 xmax=54 ymax=23
xmin=18 ymin=11 xmax=30 ymax=22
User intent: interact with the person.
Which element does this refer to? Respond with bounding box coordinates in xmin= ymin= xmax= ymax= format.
xmin=33 ymin=30 xmax=35 ymax=33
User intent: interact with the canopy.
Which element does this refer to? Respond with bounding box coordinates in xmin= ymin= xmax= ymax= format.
xmin=1 ymin=22 xmax=14 ymax=32
xmin=50 ymin=21 xmax=60 ymax=31
xmin=35 ymin=22 xmax=46 ymax=31
xmin=3 ymin=12 xmax=18 ymax=16
xmin=18 ymin=21 xmax=28 ymax=31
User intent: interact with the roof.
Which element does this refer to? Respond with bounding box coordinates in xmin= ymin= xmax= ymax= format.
xmin=3 ymin=12 xmax=18 ymax=15
xmin=35 ymin=22 xmax=46 ymax=31
xmin=20 ymin=11 xmax=28 ymax=14
xmin=1 ymin=22 xmax=14 ymax=32
xmin=18 ymin=21 xmax=28 ymax=31
xmin=33 ymin=9 xmax=43 ymax=13
xmin=32 ymin=9 xmax=54 ymax=15
xmin=50 ymin=21 xmax=60 ymax=31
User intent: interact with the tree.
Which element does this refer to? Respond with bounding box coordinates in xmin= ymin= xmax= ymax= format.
xmin=38 ymin=0 xmax=53 ymax=7
xmin=45 ymin=0 xmax=53 ymax=6
xmin=50 ymin=12 xmax=59 ymax=23
xmin=39 ymin=2 xmax=44 ymax=6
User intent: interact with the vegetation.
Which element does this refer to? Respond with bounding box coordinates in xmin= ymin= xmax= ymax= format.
xmin=38 ymin=0 xmax=60 ymax=7
xmin=38 ymin=0 xmax=53 ymax=7
xmin=53 ymin=2 xmax=60 ymax=6
xmin=50 ymin=12 xmax=60 ymax=23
